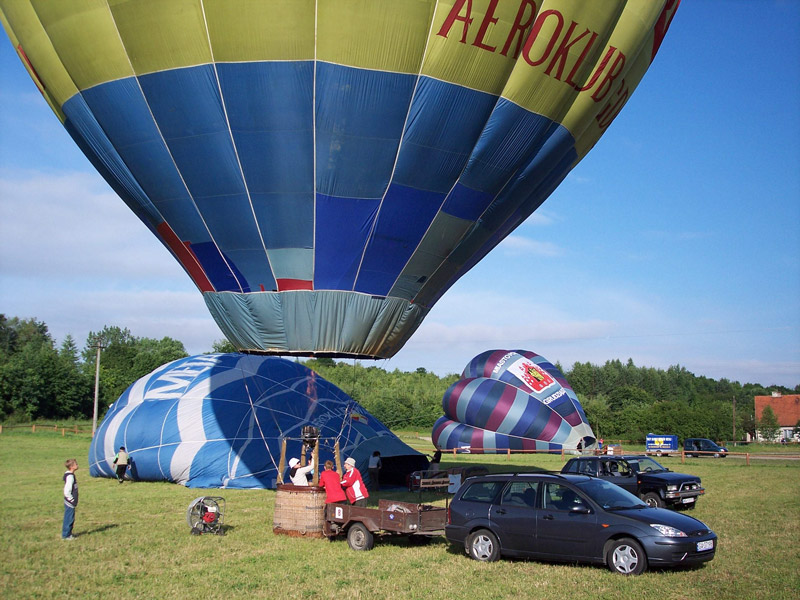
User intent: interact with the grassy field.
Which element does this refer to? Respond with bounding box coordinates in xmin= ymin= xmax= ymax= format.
xmin=1 ymin=430 xmax=798 ymax=600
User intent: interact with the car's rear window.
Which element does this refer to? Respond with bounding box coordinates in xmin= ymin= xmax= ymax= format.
xmin=460 ymin=481 xmax=503 ymax=503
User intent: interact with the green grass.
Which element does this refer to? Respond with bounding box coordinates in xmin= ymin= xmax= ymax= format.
xmin=1 ymin=430 xmax=798 ymax=600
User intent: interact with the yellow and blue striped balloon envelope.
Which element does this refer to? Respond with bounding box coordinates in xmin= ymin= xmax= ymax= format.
xmin=1 ymin=0 xmax=680 ymax=358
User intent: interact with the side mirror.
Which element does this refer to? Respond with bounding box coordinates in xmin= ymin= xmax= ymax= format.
xmin=570 ymin=505 xmax=591 ymax=514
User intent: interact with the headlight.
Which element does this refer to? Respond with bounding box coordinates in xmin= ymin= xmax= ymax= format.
xmin=667 ymin=485 xmax=678 ymax=491
xmin=650 ymin=524 xmax=687 ymax=537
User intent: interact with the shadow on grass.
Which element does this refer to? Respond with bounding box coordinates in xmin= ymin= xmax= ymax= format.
xmin=79 ymin=524 xmax=119 ymax=536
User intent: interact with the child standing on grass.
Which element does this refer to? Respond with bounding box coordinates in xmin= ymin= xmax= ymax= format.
xmin=62 ymin=458 xmax=79 ymax=540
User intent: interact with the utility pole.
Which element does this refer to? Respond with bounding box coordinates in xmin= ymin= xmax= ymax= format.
xmin=732 ymin=395 xmax=736 ymax=442
xmin=92 ymin=340 xmax=106 ymax=436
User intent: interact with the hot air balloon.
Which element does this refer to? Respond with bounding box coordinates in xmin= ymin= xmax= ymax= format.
xmin=1 ymin=0 xmax=679 ymax=358
xmin=88 ymin=353 xmax=427 ymax=488
xmin=432 ymin=349 xmax=595 ymax=452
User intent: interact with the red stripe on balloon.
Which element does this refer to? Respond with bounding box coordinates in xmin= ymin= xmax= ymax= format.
xmin=277 ymin=278 xmax=313 ymax=291
xmin=156 ymin=222 xmax=214 ymax=292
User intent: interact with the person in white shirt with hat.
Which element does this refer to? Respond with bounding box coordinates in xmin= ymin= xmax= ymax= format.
xmin=288 ymin=456 xmax=314 ymax=486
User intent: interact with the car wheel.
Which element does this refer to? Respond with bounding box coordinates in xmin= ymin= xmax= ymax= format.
xmin=713 ymin=452 xmax=720 ymax=458
xmin=347 ymin=523 xmax=374 ymax=551
xmin=466 ymin=529 xmax=500 ymax=562
xmin=641 ymin=492 xmax=665 ymax=508
xmin=606 ymin=538 xmax=647 ymax=575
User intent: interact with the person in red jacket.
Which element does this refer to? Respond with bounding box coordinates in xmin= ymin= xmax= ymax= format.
xmin=318 ymin=460 xmax=347 ymax=504
xmin=341 ymin=457 xmax=369 ymax=507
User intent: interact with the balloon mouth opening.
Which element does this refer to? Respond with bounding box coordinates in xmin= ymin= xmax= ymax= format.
xmin=238 ymin=349 xmax=388 ymax=361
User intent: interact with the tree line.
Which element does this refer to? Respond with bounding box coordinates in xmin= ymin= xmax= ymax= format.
xmin=2 ymin=315 xmax=797 ymax=442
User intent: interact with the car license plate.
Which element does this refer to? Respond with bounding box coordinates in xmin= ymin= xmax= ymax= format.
xmin=697 ymin=540 xmax=714 ymax=552
xmin=682 ymin=497 xmax=695 ymax=504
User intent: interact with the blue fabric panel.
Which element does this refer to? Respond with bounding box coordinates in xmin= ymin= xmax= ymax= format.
xmin=460 ymin=98 xmax=559 ymax=193
xmin=520 ymin=403 xmax=554 ymax=440
xmin=61 ymin=95 xmax=161 ymax=226
xmin=394 ymin=77 xmax=497 ymax=192
xmin=190 ymin=441 xmax=233 ymax=486
xmin=314 ymin=194 xmax=380 ymax=290
xmin=193 ymin=194 xmax=257 ymax=250
xmin=139 ymin=66 xmax=272 ymax=291
xmin=415 ymin=125 xmax=577 ymax=307
xmin=156 ymin=400 xmax=181 ymax=478
xmin=473 ymin=381 xmax=503 ymax=426
xmin=251 ymin=193 xmax=314 ymax=249
xmin=139 ymin=66 xmax=244 ymax=197
xmin=355 ymin=184 xmax=444 ymax=295
xmin=441 ymin=183 xmax=494 ymax=221
xmin=189 ymin=242 xmax=254 ymax=292
xmin=80 ymin=78 xmax=203 ymax=239
xmin=217 ymin=61 xmax=313 ymax=193
xmin=218 ymin=62 xmax=314 ymax=256
xmin=315 ymin=63 xmax=415 ymax=198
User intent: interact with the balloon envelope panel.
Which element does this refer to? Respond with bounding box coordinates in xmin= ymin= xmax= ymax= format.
xmin=1 ymin=1 xmax=679 ymax=357
xmin=432 ymin=349 xmax=595 ymax=453
xmin=88 ymin=354 xmax=426 ymax=488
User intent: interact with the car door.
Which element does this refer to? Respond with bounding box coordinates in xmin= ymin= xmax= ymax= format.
xmin=534 ymin=482 xmax=599 ymax=559
xmin=597 ymin=458 xmax=638 ymax=495
xmin=489 ymin=481 xmax=539 ymax=554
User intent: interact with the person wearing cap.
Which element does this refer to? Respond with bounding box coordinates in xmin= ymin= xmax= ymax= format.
xmin=288 ymin=456 xmax=315 ymax=486
xmin=318 ymin=460 xmax=347 ymax=504
xmin=341 ymin=457 xmax=369 ymax=506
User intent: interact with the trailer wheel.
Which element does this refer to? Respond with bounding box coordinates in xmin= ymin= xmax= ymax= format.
xmin=347 ymin=523 xmax=374 ymax=551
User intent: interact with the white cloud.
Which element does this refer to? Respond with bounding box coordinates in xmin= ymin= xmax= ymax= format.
xmin=499 ymin=235 xmax=562 ymax=257
xmin=0 ymin=170 xmax=184 ymax=281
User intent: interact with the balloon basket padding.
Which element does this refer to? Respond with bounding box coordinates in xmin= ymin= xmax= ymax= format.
xmin=272 ymin=484 xmax=326 ymax=538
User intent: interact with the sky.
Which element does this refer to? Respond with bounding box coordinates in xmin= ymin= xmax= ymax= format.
xmin=1 ymin=1 xmax=798 ymax=388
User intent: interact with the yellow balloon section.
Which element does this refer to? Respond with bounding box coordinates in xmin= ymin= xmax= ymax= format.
xmin=1 ymin=0 xmax=679 ymax=358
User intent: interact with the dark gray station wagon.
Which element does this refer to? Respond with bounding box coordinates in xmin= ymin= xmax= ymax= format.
xmin=446 ymin=473 xmax=717 ymax=575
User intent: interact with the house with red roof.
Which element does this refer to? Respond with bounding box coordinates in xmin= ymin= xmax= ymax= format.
xmin=754 ymin=393 xmax=800 ymax=442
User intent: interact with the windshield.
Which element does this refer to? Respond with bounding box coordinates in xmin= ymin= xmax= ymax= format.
xmin=624 ymin=457 xmax=667 ymax=473
xmin=575 ymin=479 xmax=647 ymax=510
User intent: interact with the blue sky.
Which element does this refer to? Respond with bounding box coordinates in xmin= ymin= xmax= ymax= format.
xmin=1 ymin=1 xmax=798 ymax=388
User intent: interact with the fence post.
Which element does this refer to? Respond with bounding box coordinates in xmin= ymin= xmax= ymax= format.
xmin=746 ymin=453 xmax=750 ymax=466
xmin=74 ymin=425 xmax=78 ymax=434
xmin=681 ymin=450 xmax=685 ymax=464
xmin=62 ymin=428 xmax=66 ymax=436
xmin=507 ymin=448 xmax=511 ymax=460
xmin=32 ymin=424 xmax=36 ymax=433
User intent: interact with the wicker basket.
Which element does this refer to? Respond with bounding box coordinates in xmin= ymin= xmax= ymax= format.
xmin=272 ymin=484 xmax=326 ymax=538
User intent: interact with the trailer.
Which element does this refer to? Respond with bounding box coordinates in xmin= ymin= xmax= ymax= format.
xmin=646 ymin=433 xmax=679 ymax=456
xmin=323 ymin=499 xmax=447 ymax=551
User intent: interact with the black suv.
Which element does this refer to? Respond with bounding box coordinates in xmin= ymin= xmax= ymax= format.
xmin=561 ymin=455 xmax=704 ymax=509
xmin=446 ymin=472 xmax=717 ymax=575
